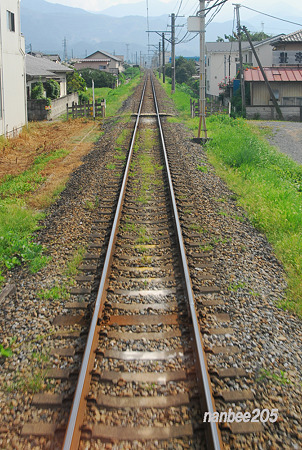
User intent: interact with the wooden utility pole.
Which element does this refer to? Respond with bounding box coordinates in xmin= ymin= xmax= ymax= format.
xmin=162 ymin=33 xmax=166 ymax=83
xmin=171 ymin=13 xmax=176 ymax=93
xmin=243 ymin=26 xmax=284 ymax=120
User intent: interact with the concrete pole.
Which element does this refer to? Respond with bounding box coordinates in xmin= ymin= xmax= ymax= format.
xmin=235 ymin=4 xmax=246 ymax=114
xmin=159 ymin=41 xmax=161 ymax=78
xmin=162 ymin=33 xmax=165 ymax=83
xmin=171 ymin=13 xmax=176 ymax=93
xmin=198 ymin=0 xmax=207 ymax=140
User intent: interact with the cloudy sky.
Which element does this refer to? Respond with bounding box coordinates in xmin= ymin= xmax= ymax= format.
xmin=45 ymin=0 xmax=302 ymax=34
xmin=45 ymin=0 xmax=302 ymax=16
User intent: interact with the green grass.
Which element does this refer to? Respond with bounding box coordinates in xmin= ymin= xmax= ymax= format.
xmin=0 ymin=149 xmax=71 ymax=282
xmin=86 ymin=74 xmax=142 ymax=118
xmin=160 ymin=74 xmax=302 ymax=316
xmin=0 ymin=149 xmax=68 ymax=199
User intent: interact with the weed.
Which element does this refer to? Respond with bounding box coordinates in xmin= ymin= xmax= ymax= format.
xmin=199 ymin=244 xmax=213 ymax=252
xmin=197 ymin=165 xmax=208 ymax=173
xmin=106 ymin=163 xmax=116 ymax=170
xmin=258 ymin=368 xmax=291 ymax=386
xmin=228 ymin=281 xmax=247 ymax=292
xmin=38 ymin=284 xmax=70 ymax=301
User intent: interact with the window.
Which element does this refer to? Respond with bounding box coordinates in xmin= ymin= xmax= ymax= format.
xmin=7 ymin=11 xmax=15 ymax=32
xmin=99 ymin=65 xmax=107 ymax=70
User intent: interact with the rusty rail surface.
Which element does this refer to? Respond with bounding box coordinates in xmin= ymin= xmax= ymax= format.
xmin=62 ymin=72 xmax=222 ymax=449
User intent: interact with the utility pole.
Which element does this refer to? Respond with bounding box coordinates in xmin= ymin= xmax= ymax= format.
xmin=197 ymin=0 xmax=207 ymax=140
xmin=162 ymin=33 xmax=165 ymax=83
xmin=171 ymin=13 xmax=176 ymax=93
xmin=126 ymin=44 xmax=129 ymax=63
xmin=159 ymin=41 xmax=161 ymax=78
xmin=243 ymin=26 xmax=284 ymax=120
xmin=63 ymin=36 xmax=67 ymax=62
xmin=235 ymin=4 xmax=245 ymax=114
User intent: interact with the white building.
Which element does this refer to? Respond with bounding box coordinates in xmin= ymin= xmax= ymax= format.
xmin=206 ymin=42 xmax=251 ymax=98
xmin=0 ymin=0 xmax=27 ymax=137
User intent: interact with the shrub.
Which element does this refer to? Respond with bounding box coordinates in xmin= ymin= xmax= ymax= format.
xmin=44 ymin=79 xmax=60 ymax=99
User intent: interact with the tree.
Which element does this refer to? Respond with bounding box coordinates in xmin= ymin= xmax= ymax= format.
xmin=67 ymin=70 xmax=86 ymax=94
xmin=217 ymin=30 xmax=271 ymax=42
xmin=79 ymin=68 xmax=115 ymax=89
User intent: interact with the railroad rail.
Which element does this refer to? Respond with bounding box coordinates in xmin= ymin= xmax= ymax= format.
xmin=60 ymin=72 xmax=222 ymax=449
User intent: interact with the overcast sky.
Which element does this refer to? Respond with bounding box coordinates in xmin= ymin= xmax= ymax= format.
xmin=45 ymin=0 xmax=302 ymax=32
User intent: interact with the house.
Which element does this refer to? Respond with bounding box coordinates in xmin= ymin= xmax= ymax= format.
xmin=0 ymin=0 xmax=27 ymax=137
xmin=244 ymin=29 xmax=302 ymax=120
xmin=205 ymin=41 xmax=251 ymax=98
xmin=270 ymin=29 xmax=302 ymax=66
xmin=73 ymin=51 xmax=124 ymax=75
xmin=242 ymin=35 xmax=284 ymax=67
xmin=26 ymin=54 xmax=73 ymax=99
xmin=244 ymin=66 xmax=302 ymax=120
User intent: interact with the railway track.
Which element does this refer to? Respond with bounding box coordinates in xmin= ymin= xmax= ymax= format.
xmin=59 ymin=72 xmax=221 ymax=449
xmin=19 ymin=72 xmax=265 ymax=449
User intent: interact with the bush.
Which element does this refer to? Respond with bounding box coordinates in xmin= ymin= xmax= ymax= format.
xmin=31 ymin=81 xmax=44 ymax=100
xmin=44 ymin=79 xmax=60 ymax=99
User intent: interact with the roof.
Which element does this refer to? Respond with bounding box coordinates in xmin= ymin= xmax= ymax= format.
xmin=206 ymin=42 xmax=251 ymax=53
xmin=75 ymin=59 xmax=110 ymax=63
xmin=26 ymin=54 xmax=73 ymax=78
xmin=271 ymin=29 xmax=302 ymax=45
xmin=244 ymin=66 xmax=302 ymax=82
xmin=87 ymin=50 xmax=122 ymax=62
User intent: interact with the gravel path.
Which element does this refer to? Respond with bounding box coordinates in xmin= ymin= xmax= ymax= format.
xmin=253 ymin=121 xmax=302 ymax=165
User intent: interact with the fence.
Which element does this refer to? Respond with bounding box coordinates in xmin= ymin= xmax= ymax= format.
xmin=66 ymin=100 xmax=106 ymax=119
xmin=190 ymin=99 xmax=225 ymax=118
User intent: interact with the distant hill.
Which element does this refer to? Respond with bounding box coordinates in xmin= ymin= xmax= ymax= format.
xmin=20 ymin=0 xmax=299 ymax=60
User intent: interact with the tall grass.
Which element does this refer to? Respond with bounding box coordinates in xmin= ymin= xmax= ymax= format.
xmin=160 ymin=75 xmax=302 ymax=315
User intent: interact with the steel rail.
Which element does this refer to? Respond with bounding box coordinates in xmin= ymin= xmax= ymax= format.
xmin=62 ymin=76 xmax=148 ymax=450
xmin=150 ymin=74 xmax=223 ymax=450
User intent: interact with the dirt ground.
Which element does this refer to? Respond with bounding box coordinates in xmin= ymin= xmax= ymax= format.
xmin=0 ymin=118 xmax=103 ymax=208
xmin=252 ymin=120 xmax=302 ymax=165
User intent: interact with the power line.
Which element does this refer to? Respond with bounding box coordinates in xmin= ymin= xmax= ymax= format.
xmin=240 ymin=5 xmax=302 ymax=27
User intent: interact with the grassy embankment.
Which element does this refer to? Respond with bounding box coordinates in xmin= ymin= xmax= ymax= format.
xmin=0 ymin=73 xmax=142 ymax=285
xmin=159 ymin=75 xmax=302 ymax=316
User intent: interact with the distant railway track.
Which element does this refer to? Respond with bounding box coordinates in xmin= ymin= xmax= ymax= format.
xmin=21 ymin=72 xmax=264 ymax=449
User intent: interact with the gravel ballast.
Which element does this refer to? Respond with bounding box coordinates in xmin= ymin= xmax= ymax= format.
xmin=0 ymin=80 xmax=301 ymax=449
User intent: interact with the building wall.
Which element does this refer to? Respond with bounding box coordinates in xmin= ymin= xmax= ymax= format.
xmin=251 ymin=81 xmax=302 ymax=105
xmin=206 ymin=51 xmax=239 ymax=98
xmin=28 ymin=92 xmax=78 ymax=121
xmin=246 ymin=105 xmax=302 ymax=121
xmin=0 ymin=0 xmax=26 ymax=137
xmin=243 ymin=42 xmax=274 ymax=67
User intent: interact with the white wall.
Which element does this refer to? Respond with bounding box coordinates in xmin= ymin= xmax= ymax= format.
xmin=0 ymin=0 xmax=26 ymax=137
xmin=206 ymin=52 xmax=239 ymax=98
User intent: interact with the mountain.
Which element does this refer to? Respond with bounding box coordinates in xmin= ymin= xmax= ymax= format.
xmin=99 ymin=1 xmax=173 ymax=18
xmin=20 ymin=0 xmax=300 ymax=60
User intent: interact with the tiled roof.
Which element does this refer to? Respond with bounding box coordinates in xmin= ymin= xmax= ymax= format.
xmin=87 ymin=51 xmax=122 ymax=61
xmin=271 ymin=29 xmax=302 ymax=44
xmin=244 ymin=66 xmax=302 ymax=82
xmin=76 ymin=59 xmax=110 ymax=63
xmin=26 ymin=54 xmax=73 ymax=77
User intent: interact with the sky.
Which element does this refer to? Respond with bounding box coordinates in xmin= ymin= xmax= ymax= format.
xmin=45 ymin=0 xmax=302 ymax=34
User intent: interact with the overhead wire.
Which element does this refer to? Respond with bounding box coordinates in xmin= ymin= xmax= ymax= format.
xmin=240 ymin=5 xmax=302 ymax=28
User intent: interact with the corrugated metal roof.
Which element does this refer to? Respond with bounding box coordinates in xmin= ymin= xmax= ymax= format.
xmin=26 ymin=54 xmax=73 ymax=77
xmin=244 ymin=66 xmax=302 ymax=82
